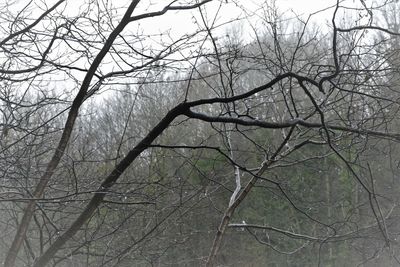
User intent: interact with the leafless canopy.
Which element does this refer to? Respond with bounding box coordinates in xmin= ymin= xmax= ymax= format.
xmin=1 ymin=0 xmax=400 ymax=266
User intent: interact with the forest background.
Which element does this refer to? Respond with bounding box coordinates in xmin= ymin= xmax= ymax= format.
xmin=1 ymin=0 xmax=400 ymax=266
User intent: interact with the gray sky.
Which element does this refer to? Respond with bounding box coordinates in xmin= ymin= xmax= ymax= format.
xmin=136 ymin=0 xmax=341 ymax=44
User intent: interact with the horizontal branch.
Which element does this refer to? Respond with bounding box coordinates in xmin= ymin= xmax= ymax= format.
xmin=229 ymin=223 xmax=320 ymax=241
xmin=129 ymin=0 xmax=213 ymax=21
xmin=186 ymin=72 xmax=321 ymax=107
xmin=337 ymin=25 xmax=400 ymax=36
xmin=184 ymin=110 xmax=400 ymax=141
xmin=228 ymin=221 xmax=387 ymax=243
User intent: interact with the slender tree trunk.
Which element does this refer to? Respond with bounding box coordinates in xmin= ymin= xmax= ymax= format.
xmin=325 ymin=155 xmax=333 ymax=263
xmin=4 ymin=2 xmax=141 ymax=266
xmin=206 ymin=161 xmax=271 ymax=266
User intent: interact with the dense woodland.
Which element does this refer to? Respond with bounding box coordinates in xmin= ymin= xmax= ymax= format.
xmin=1 ymin=0 xmax=400 ymax=266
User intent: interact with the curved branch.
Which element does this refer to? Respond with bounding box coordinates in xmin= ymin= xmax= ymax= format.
xmin=129 ymin=0 xmax=213 ymax=21
xmin=0 ymin=0 xmax=65 ymax=47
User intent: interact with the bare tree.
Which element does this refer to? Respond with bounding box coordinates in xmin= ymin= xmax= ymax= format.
xmin=2 ymin=0 xmax=400 ymax=266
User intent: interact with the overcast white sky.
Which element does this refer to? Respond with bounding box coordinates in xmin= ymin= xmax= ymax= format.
xmin=11 ymin=0 xmax=346 ymax=40
xmin=138 ymin=0 xmax=341 ymax=45
xmin=279 ymin=0 xmax=338 ymax=16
